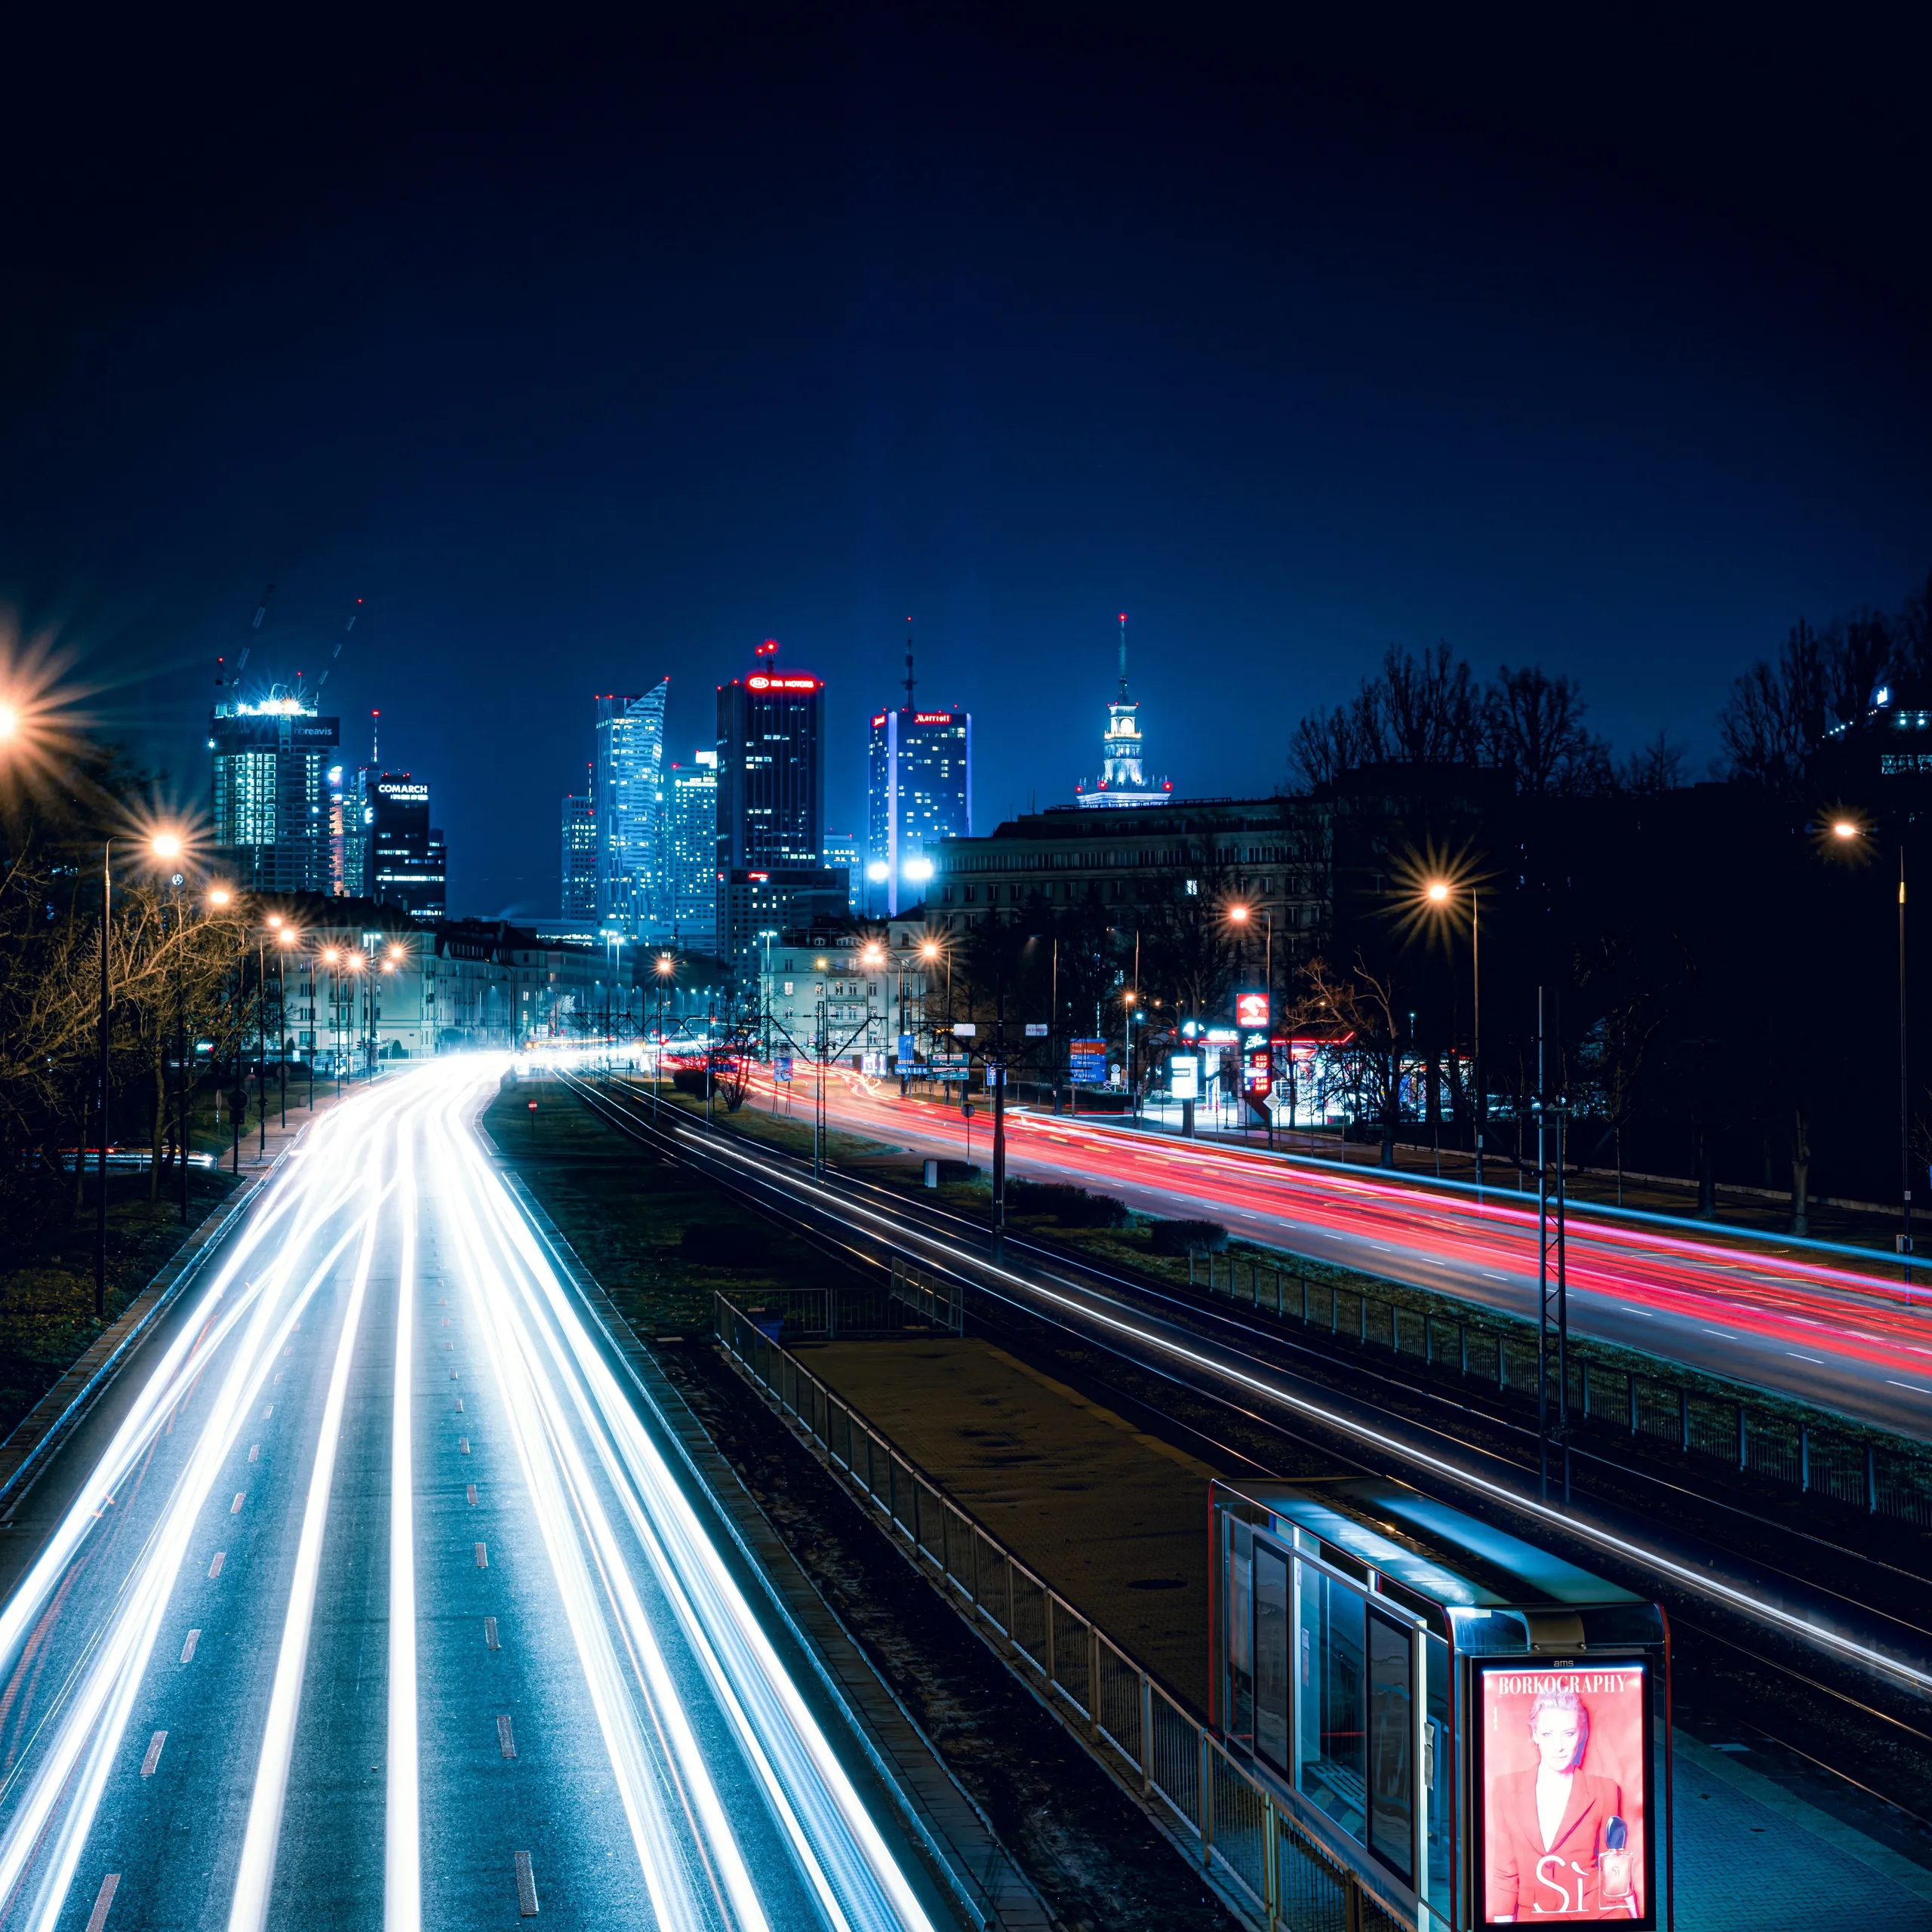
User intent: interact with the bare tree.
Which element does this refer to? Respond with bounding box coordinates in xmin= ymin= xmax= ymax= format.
xmin=1616 ymin=732 xmax=1684 ymax=795
xmin=1484 ymin=665 xmax=1609 ymax=795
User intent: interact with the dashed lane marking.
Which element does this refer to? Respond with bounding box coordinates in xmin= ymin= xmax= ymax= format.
xmin=83 ymin=1874 xmax=118 ymax=1932
xmin=139 ymin=1732 xmax=166 ymax=1777
xmin=180 ymin=1629 xmax=199 ymax=1664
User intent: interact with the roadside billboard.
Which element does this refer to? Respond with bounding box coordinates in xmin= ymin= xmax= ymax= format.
xmin=1475 ymin=1661 xmax=1652 ymax=1924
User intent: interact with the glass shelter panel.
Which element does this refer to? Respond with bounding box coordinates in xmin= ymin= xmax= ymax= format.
xmin=1226 ymin=1517 xmax=1254 ymax=1750
xmin=1423 ymin=1634 xmax=1451 ymax=1927
xmin=1255 ymin=1544 xmax=1290 ymax=1773
xmin=1295 ymin=1559 xmax=1366 ymax=1839
xmin=1367 ymin=1611 xmax=1414 ymax=1881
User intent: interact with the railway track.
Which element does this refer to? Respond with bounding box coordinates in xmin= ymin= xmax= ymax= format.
xmin=552 ymin=1069 xmax=1932 ymax=1829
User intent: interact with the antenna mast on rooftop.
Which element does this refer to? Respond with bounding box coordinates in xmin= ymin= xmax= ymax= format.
xmin=1117 ymin=612 xmax=1129 ymax=700
xmin=904 ymin=617 xmax=916 ymax=708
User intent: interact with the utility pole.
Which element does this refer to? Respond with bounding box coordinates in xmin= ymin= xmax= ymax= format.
xmin=991 ymin=968 xmax=1008 ymax=1254
xmin=1901 ymin=839 xmax=1913 ymax=1290
xmin=1534 ymin=986 xmax=1570 ymax=1503
xmin=96 ymin=840 xmax=111 ymax=1318
xmin=1472 ymin=888 xmax=1485 ymax=1196
xmin=174 ymin=875 xmax=189 ymax=1224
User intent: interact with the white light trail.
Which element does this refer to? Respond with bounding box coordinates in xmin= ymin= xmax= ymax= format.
xmin=0 ymin=1103 xmax=389 ymax=1931
xmin=227 ymin=1113 xmax=387 ymax=1932
xmin=386 ymin=1112 xmax=420 ymax=1932
xmin=632 ymin=1085 xmax=1932 ymax=1702
xmin=433 ymin=1064 xmax=934 ymax=1932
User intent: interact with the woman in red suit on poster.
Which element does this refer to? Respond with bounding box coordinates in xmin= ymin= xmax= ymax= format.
xmin=1487 ymin=1687 xmax=1640 ymax=1921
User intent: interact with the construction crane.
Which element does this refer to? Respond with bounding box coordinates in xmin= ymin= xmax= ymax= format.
xmin=214 ymin=583 xmax=275 ymax=690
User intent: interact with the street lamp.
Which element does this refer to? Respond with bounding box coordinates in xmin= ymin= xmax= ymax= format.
xmin=275 ymin=928 xmax=298 ymax=1125
xmin=1420 ymin=875 xmax=1484 ymax=1194
xmin=146 ymin=832 xmax=192 ymax=1225
xmin=341 ymin=949 xmax=367 ymax=1084
xmin=1828 ymin=819 xmax=1912 ymax=1281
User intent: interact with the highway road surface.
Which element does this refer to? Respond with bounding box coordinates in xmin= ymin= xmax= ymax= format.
xmin=0 ymin=1060 xmax=940 ymax=1932
xmin=750 ymin=1069 xmax=1932 ymax=1438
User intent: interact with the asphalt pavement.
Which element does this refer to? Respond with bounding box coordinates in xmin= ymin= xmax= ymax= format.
xmin=0 ymin=1060 xmax=947 ymax=1932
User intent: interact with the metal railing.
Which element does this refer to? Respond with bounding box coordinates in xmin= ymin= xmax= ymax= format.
xmin=713 ymin=1292 xmax=1396 ymax=1932
xmin=715 ymin=1256 xmax=963 ymax=1344
xmin=1188 ymin=1249 xmax=1932 ymax=1527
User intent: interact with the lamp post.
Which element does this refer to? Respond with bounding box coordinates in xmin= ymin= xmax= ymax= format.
xmin=654 ymin=952 xmax=675 ymax=1118
xmin=343 ymin=950 xmax=366 ymax=1090
xmin=1832 ymin=818 xmax=1912 ymax=1285
xmin=275 ymin=928 xmax=297 ymax=1126
xmin=146 ymin=833 xmax=190 ymax=1224
xmin=94 ymin=838 xmax=112 ymax=1315
xmin=1423 ymin=876 xmax=1484 ymax=1195
xmin=257 ymin=918 xmax=281 ymax=1154
xmin=919 ymin=939 xmax=943 ymax=1096
xmin=206 ymin=888 xmax=236 ymax=1173
xmin=321 ymin=949 xmax=341 ymax=1098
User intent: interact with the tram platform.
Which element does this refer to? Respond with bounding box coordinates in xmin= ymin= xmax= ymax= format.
xmin=795 ymin=1333 xmax=1932 ymax=1930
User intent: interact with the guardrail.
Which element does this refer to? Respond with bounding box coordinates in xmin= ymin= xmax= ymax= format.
xmin=1189 ymin=1248 xmax=1932 ymax=1528
xmin=713 ymin=1291 xmax=1413 ymax=1932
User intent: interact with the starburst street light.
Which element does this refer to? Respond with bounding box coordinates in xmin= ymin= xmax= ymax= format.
xmin=1414 ymin=866 xmax=1487 ymax=1191
xmin=207 ymin=886 xmax=233 ymax=909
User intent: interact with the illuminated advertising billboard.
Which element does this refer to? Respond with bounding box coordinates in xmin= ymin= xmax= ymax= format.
xmin=1475 ymin=1661 xmax=1652 ymax=1925
xmin=1235 ymin=990 xmax=1269 ymax=1029
xmin=1169 ymin=1054 xmax=1201 ymax=1100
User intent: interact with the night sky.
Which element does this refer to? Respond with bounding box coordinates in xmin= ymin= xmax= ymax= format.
xmin=3 ymin=12 xmax=1927 ymax=915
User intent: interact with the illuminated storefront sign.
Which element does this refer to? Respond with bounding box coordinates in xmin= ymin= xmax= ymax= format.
xmin=1235 ymin=990 xmax=1270 ymax=1029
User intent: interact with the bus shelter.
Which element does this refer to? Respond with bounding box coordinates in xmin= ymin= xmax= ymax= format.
xmin=1210 ymin=1475 xmax=1671 ymax=1928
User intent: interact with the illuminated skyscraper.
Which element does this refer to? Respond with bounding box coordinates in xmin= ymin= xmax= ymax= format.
xmin=209 ymin=690 xmax=340 ymax=892
xmin=560 ymin=778 xmax=598 ymax=918
xmin=715 ymin=641 xmax=835 ymax=965
xmin=666 ymin=749 xmax=718 ymax=942
xmin=822 ymin=828 xmax=860 ymax=911
xmin=369 ymin=772 xmax=447 ymax=920
xmin=865 ymin=631 xmax=971 ymax=915
xmin=594 ymin=680 xmax=669 ymax=935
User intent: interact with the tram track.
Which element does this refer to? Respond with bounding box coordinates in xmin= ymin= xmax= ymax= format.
xmin=552 ymin=1071 xmax=1932 ymax=1823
